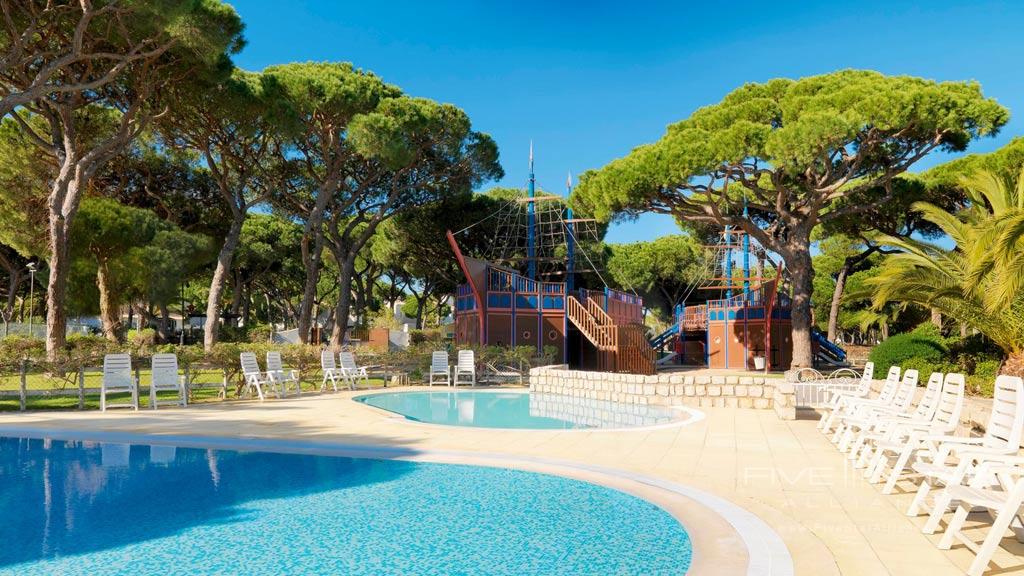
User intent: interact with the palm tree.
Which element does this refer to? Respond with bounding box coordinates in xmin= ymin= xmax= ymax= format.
xmin=867 ymin=168 xmax=1024 ymax=375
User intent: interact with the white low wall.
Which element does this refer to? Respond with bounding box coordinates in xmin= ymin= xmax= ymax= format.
xmin=528 ymin=366 xmax=797 ymax=420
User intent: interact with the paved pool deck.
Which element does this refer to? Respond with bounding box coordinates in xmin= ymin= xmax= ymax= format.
xmin=0 ymin=387 xmax=1021 ymax=575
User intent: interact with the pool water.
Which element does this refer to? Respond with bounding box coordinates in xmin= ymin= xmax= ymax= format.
xmin=0 ymin=436 xmax=692 ymax=575
xmin=355 ymin=390 xmax=686 ymax=429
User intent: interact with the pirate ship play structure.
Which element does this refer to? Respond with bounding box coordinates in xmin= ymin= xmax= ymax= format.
xmin=447 ymin=148 xmax=846 ymax=375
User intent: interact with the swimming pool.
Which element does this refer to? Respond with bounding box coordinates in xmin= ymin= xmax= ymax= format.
xmin=0 ymin=436 xmax=692 ymax=575
xmin=354 ymin=390 xmax=691 ymax=429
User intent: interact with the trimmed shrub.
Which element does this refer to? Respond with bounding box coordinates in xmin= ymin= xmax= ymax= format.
xmin=868 ymin=332 xmax=947 ymax=377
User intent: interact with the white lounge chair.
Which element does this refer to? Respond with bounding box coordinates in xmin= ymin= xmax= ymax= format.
xmin=149 ymin=353 xmax=186 ymax=409
xmin=905 ymin=375 xmax=1024 ymax=525
xmin=339 ymin=351 xmax=371 ymax=390
xmin=835 ymin=366 xmax=933 ymax=453
xmin=429 ymin=351 xmax=450 ymax=386
xmin=832 ymin=369 xmax=919 ymax=450
xmin=858 ymin=373 xmax=965 ymax=479
xmin=480 ymin=362 xmax=523 ymax=385
xmin=820 ymin=364 xmax=898 ymax=434
xmin=817 ymin=361 xmax=876 ymax=430
xmin=321 ymin=350 xmax=343 ymax=392
xmin=937 ymin=455 xmax=1024 ymax=576
xmin=843 ymin=371 xmax=944 ymax=461
xmin=240 ymin=352 xmax=274 ymax=401
xmin=454 ymin=350 xmax=476 ymax=387
xmin=100 ymin=353 xmax=138 ymax=411
xmin=266 ymin=351 xmax=302 ymax=397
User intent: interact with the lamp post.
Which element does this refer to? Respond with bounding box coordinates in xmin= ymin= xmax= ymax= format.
xmin=26 ymin=262 xmax=37 ymax=337
xmin=180 ymin=282 xmax=186 ymax=345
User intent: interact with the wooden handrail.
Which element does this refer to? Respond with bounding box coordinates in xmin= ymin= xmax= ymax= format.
xmin=585 ymin=297 xmax=613 ymax=327
xmin=567 ymin=296 xmax=614 ymax=350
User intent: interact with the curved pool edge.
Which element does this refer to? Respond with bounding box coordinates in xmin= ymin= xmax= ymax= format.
xmin=0 ymin=425 xmax=792 ymax=576
xmin=351 ymin=387 xmax=707 ymax=433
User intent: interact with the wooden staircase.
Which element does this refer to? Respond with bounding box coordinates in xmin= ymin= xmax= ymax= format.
xmin=566 ymin=295 xmax=656 ymax=375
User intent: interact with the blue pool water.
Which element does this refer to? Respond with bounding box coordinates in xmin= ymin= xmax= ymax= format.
xmin=0 ymin=436 xmax=692 ymax=575
xmin=355 ymin=390 xmax=686 ymax=429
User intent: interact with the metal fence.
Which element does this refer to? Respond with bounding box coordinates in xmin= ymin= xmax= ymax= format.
xmin=790 ymin=367 xmax=864 ymax=409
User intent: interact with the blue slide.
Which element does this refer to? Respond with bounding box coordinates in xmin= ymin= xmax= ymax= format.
xmin=811 ymin=328 xmax=848 ymax=365
xmin=649 ymin=324 xmax=679 ymax=350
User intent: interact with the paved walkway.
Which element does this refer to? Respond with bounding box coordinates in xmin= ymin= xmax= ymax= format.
xmin=1 ymin=388 xmax=1021 ymax=575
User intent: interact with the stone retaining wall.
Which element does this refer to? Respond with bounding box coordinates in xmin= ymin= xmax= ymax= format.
xmin=528 ymin=365 xmax=797 ymax=420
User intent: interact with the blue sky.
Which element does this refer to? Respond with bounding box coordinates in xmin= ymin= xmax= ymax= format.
xmin=229 ymin=0 xmax=1024 ymax=243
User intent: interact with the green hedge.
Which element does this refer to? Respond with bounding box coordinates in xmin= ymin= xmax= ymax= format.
xmin=868 ymin=331 xmax=947 ymax=377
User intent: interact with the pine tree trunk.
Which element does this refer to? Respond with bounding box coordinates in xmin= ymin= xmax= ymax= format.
xmin=296 ymin=182 xmax=338 ymax=345
xmin=329 ymin=255 xmax=357 ymax=350
xmin=931 ymin=308 xmax=942 ymax=330
xmin=158 ymin=303 xmax=172 ymax=343
xmin=45 ymin=196 xmax=72 ymax=361
xmin=787 ymin=243 xmax=816 ymax=369
xmin=827 ymin=261 xmax=850 ymax=342
xmin=96 ymin=260 xmax=120 ymax=342
xmin=204 ymin=212 xmax=245 ymax=351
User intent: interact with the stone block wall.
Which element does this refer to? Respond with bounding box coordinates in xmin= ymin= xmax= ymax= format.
xmin=528 ymin=366 xmax=796 ymax=420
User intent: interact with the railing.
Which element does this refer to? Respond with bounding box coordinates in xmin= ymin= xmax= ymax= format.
xmin=566 ymin=295 xmax=614 ymax=351
xmin=681 ymin=305 xmax=708 ymax=330
xmin=585 ymin=297 xmax=612 ymax=327
xmin=487 ymin=267 xmax=565 ymax=295
xmin=615 ymin=324 xmax=656 ymax=375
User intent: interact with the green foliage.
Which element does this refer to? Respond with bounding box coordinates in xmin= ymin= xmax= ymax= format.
xmin=279 ymin=344 xmax=322 ymax=378
xmin=867 ymin=165 xmax=1024 ymax=366
xmin=574 ymin=70 xmax=1006 ymax=223
xmin=246 ymin=324 xmax=272 ymax=344
xmin=605 ymin=235 xmax=706 ymax=319
xmin=410 ymin=329 xmax=443 ymax=346
xmin=868 ymin=332 xmax=948 ymax=376
xmin=127 ymin=329 xmax=158 ymax=356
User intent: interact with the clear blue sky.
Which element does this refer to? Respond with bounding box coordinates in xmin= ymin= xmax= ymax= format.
xmin=228 ymin=0 xmax=1023 ymax=244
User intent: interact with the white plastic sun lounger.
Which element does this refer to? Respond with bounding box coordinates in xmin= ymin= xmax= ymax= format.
xmin=856 ymin=373 xmax=965 ymax=479
xmin=321 ymin=350 xmax=343 ymax=392
xmin=266 ymin=351 xmax=302 ymax=397
xmin=429 ymin=351 xmax=450 ymax=386
xmin=240 ymin=352 xmax=274 ymax=401
xmin=453 ymin=350 xmax=476 ymax=387
xmin=842 ymin=371 xmax=944 ymax=460
xmin=817 ymin=361 xmax=875 ymax=430
xmin=834 ymin=369 xmax=927 ymax=452
xmin=149 ymin=353 xmax=187 ymax=409
xmin=831 ymin=369 xmax=919 ymax=449
xmin=339 ymin=351 xmax=371 ymax=390
xmin=101 ymin=353 xmax=138 ymax=411
xmin=937 ymin=455 xmax=1024 ymax=576
xmin=820 ymin=364 xmax=898 ymax=434
xmin=904 ymin=375 xmax=1024 ymax=525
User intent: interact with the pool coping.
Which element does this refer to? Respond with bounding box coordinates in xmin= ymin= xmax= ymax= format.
xmin=0 ymin=425 xmax=793 ymax=576
xmin=350 ymin=387 xmax=707 ymax=433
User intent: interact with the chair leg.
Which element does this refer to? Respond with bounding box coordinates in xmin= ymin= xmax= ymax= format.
xmin=967 ymin=506 xmax=1017 ymax=576
xmin=101 ymin=388 xmax=106 ymax=412
xmin=923 ymin=488 xmax=955 ymax=534
xmin=884 ymin=447 xmax=915 ymax=494
xmin=908 ymin=477 xmax=934 ymax=517
xmin=938 ymin=503 xmax=971 ymax=549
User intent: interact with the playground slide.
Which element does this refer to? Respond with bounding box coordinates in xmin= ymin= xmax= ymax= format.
xmin=811 ymin=328 xmax=848 ymax=365
xmin=649 ymin=324 xmax=679 ymax=350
